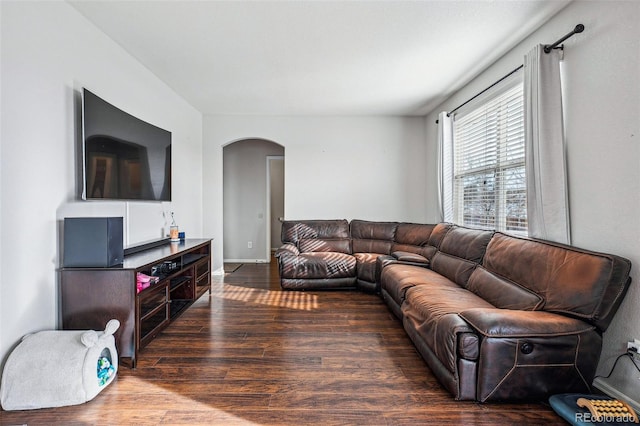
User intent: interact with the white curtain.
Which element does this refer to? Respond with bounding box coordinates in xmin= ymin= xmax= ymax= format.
xmin=524 ymin=44 xmax=571 ymax=244
xmin=437 ymin=111 xmax=453 ymax=222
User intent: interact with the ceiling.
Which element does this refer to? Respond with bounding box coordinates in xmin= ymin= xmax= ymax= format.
xmin=69 ymin=0 xmax=570 ymax=116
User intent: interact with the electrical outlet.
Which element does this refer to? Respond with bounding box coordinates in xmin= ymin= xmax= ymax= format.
xmin=248 ymin=241 xmax=253 ymax=249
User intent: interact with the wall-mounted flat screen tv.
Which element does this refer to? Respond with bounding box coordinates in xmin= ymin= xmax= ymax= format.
xmin=82 ymin=88 xmax=171 ymax=201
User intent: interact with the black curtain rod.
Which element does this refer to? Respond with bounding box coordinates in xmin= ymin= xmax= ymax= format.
xmin=435 ymin=64 xmax=523 ymax=123
xmin=447 ymin=64 xmax=523 ymax=118
xmin=436 ymin=24 xmax=585 ymax=124
xmin=544 ymin=24 xmax=584 ymax=53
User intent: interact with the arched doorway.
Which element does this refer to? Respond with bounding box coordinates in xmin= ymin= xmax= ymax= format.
xmin=222 ymin=138 xmax=284 ymax=263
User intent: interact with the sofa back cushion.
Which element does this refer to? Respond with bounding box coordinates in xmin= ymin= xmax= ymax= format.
xmin=466 ymin=266 xmax=544 ymax=310
xmin=430 ymin=225 xmax=494 ymax=287
xmin=350 ymin=220 xmax=397 ymax=254
xmin=481 ymin=232 xmax=632 ymax=331
xmin=392 ymin=223 xmax=437 ymax=260
xmin=428 ymin=222 xmax=455 ymax=248
xmin=281 ymin=220 xmax=351 ymax=253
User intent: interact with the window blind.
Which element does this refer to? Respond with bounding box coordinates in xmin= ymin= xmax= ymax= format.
xmin=453 ymin=83 xmax=526 ymax=234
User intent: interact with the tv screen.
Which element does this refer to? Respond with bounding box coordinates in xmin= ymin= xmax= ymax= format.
xmin=82 ymin=88 xmax=171 ymax=201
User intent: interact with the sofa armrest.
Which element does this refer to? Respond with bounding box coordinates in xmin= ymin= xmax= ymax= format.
xmin=459 ymin=307 xmax=601 ymax=402
xmin=459 ymin=308 xmax=596 ymax=338
xmin=391 ymin=251 xmax=429 ymax=264
xmin=380 ymin=253 xmax=431 ymax=269
xmin=275 ymin=243 xmax=300 ymax=258
xmin=375 ymin=254 xmax=397 ymax=284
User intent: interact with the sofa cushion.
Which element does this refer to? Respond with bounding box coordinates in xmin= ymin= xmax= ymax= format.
xmin=350 ymin=219 xmax=397 ymax=240
xmin=352 ymin=239 xmax=393 ymax=255
xmin=391 ymin=223 xmax=437 ymax=259
xmin=427 ymin=222 xmax=455 ymax=248
xmin=466 ymin=266 xmax=544 ymax=311
xmin=381 ymin=264 xmax=454 ymax=309
xmin=430 ymin=252 xmax=478 ymax=289
xmin=430 ymin=226 xmax=494 ymax=288
xmin=402 ymin=284 xmax=494 ymax=374
xmin=482 ymin=232 xmax=632 ymax=331
xmin=350 ymin=220 xmax=397 ymax=254
xmin=299 ymin=238 xmax=351 ymax=254
xmin=438 ymin=225 xmax=494 ymax=263
xmin=394 ymin=223 xmax=435 ymax=246
xmin=281 ymin=219 xmax=350 ymax=246
xmin=278 ymin=252 xmax=356 ymax=279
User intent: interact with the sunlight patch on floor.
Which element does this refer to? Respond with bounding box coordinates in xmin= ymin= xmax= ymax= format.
xmin=214 ymin=284 xmax=319 ymax=311
xmin=92 ymin=376 xmax=261 ymax=425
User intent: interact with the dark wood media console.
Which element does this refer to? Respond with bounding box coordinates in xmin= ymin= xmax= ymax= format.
xmin=61 ymin=238 xmax=212 ymax=368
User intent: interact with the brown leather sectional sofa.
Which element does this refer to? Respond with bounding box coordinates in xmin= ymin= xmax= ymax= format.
xmin=275 ymin=219 xmax=633 ymax=402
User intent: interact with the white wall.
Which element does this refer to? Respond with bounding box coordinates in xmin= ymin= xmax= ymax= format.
xmin=204 ymin=115 xmax=427 ymax=272
xmin=425 ymin=0 xmax=640 ymax=391
xmin=0 ymin=2 xmax=203 ymax=365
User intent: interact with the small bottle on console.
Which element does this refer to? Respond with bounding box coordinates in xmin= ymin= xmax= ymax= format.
xmin=170 ymin=212 xmax=180 ymax=242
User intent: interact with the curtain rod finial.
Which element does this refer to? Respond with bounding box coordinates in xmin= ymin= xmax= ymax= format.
xmin=575 ymin=24 xmax=585 ymax=33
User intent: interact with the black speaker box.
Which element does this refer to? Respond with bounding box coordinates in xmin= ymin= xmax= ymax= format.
xmin=63 ymin=217 xmax=124 ymax=267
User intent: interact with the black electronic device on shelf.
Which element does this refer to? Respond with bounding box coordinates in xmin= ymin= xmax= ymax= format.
xmin=151 ymin=260 xmax=180 ymax=277
xmin=63 ymin=217 xmax=124 ymax=267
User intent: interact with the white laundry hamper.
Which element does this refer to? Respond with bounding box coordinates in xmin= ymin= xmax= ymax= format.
xmin=0 ymin=319 xmax=119 ymax=411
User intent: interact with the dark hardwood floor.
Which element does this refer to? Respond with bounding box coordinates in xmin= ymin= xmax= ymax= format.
xmin=1 ymin=261 xmax=565 ymax=425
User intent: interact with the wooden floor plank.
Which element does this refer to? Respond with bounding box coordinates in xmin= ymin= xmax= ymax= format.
xmin=0 ymin=260 xmax=564 ymax=425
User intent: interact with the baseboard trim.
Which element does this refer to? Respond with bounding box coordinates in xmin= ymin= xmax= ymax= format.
xmin=224 ymin=258 xmax=269 ymax=263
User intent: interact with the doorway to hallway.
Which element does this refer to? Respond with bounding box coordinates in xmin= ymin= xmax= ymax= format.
xmin=222 ymin=139 xmax=284 ymax=263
